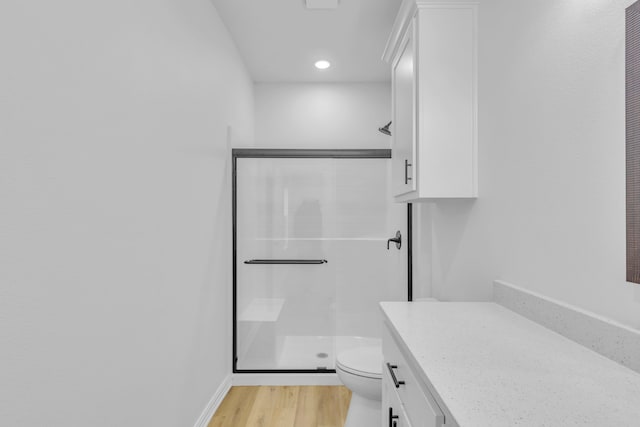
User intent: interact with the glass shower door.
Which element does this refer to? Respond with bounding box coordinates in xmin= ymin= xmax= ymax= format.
xmin=234 ymin=152 xmax=406 ymax=372
xmin=236 ymin=157 xmax=338 ymax=371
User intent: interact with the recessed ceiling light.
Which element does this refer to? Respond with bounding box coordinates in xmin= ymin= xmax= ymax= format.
xmin=315 ymin=60 xmax=331 ymax=70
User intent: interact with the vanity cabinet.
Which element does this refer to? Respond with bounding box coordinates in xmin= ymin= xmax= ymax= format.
xmin=380 ymin=301 xmax=640 ymax=426
xmin=384 ymin=0 xmax=478 ymax=201
xmin=382 ymin=321 xmax=447 ymax=427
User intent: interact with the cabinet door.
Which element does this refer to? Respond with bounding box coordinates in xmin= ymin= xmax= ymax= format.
xmin=382 ymin=365 xmax=413 ymax=427
xmin=391 ymin=19 xmax=416 ymax=198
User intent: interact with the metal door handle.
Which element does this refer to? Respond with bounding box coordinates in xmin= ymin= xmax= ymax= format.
xmin=387 ymin=231 xmax=402 ymax=250
xmin=404 ymin=159 xmax=412 ymax=184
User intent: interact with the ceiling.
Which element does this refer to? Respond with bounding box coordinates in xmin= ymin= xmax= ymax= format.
xmin=210 ymin=0 xmax=402 ymax=83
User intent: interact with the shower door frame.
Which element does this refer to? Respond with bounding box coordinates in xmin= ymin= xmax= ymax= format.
xmin=231 ymin=148 xmax=413 ymax=374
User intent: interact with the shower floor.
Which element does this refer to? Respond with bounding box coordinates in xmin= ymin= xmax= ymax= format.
xmin=237 ymin=335 xmax=381 ymax=371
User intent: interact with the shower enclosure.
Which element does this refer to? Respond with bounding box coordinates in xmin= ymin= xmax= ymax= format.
xmin=233 ymin=149 xmax=409 ymax=373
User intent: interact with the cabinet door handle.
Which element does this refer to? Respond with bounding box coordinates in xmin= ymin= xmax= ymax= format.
xmin=389 ymin=407 xmax=400 ymax=427
xmin=386 ymin=362 xmax=405 ymax=388
xmin=404 ymin=159 xmax=412 ymax=184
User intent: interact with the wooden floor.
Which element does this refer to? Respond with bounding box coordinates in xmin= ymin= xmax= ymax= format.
xmin=208 ymin=386 xmax=351 ymax=427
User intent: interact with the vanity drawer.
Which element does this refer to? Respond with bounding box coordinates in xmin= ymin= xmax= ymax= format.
xmin=382 ymin=322 xmax=445 ymax=427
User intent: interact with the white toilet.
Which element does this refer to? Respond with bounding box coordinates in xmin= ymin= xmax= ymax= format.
xmin=336 ymin=345 xmax=382 ymax=427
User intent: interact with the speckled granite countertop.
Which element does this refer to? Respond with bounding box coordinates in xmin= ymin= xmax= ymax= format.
xmin=380 ymin=301 xmax=640 ymax=426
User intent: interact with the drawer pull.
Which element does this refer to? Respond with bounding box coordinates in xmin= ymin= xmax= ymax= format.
xmin=389 ymin=407 xmax=400 ymax=427
xmin=386 ymin=362 xmax=405 ymax=388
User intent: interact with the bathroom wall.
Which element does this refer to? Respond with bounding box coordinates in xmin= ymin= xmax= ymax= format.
xmin=420 ymin=0 xmax=640 ymax=329
xmin=254 ymin=83 xmax=391 ymax=149
xmin=0 ymin=1 xmax=253 ymax=426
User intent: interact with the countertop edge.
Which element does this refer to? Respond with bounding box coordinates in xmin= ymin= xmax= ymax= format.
xmin=379 ymin=302 xmax=463 ymax=427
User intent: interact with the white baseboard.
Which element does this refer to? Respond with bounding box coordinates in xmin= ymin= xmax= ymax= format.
xmin=193 ymin=374 xmax=232 ymax=427
xmin=233 ymin=372 xmax=342 ymax=386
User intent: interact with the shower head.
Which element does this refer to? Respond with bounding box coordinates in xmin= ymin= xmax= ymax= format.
xmin=378 ymin=121 xmax=392 ymax=136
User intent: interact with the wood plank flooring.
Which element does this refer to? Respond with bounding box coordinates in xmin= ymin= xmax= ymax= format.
xmin=208 ymin=386 xmax=351 ymax=427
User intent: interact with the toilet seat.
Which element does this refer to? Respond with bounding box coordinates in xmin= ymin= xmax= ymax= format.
xmin=336 ymin=346 xmax=382 ymax=379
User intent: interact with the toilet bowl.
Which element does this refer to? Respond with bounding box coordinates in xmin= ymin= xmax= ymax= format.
xmin=336 ymin=345 xmax=382 ymax=427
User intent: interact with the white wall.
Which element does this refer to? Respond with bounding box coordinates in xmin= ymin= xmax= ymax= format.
xmin=419 ymin=0 xmax=640 ymax=329
xmin=254 ymin=83 xmax=391 ymax=149
xmin=0 ymin=1 xmax=253 ymax=426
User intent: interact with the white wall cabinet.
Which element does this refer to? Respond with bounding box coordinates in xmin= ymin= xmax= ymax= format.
xmin=391 ymin=18 xmax=417 ymax=197
xmin=382 ymin=322 xmax=448 ymax=427
xmin=384 ymin=0 xmax=478 ymax=201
